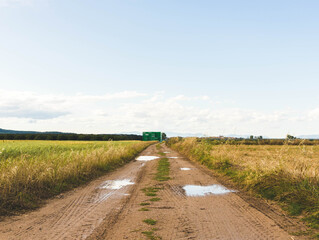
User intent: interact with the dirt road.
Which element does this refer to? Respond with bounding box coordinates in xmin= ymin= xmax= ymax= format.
xmin=0 ymin=144 xmax=304 ymax=239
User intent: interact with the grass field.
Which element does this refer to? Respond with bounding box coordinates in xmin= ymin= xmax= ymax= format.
xmin=167 ymin=137 xmax=319 ymax=233
xmin=0 ymin=140 xmax=152 ymax=215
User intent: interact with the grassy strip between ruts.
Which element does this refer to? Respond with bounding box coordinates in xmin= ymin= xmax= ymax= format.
xmin=138 ymin=145 xmax=168 ymax=240
xmin=0 ymin=140 xmax=153 ymax=216
xmin=155 ymin=157 xmax=170 ymax=181
xmin=167 ymin=137 xmax=319 ymax=238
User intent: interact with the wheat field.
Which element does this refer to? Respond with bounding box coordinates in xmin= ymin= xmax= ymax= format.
xmin=0 ymin=140 xmax=152 ymax=215
xmin=167 ymin=137 xmax=319 ymax=229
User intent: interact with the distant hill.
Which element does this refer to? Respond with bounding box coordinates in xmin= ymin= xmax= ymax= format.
xmin=0 ymin=128 xmax=68 ymax=134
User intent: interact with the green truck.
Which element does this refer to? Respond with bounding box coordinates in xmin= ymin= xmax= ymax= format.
xmin=142 ymin=132 xmax=162 ymax=142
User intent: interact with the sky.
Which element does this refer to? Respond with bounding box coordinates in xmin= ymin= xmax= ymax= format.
xmin=0 ymin=0 xmax=318 ymax=137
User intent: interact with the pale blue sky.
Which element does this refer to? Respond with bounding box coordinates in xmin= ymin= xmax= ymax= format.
xmin=0 ymin=0 xmax=318 ymax=137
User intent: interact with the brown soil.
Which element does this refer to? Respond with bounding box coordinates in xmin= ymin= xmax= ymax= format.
xmin=0 ymin=144 xmax=308 ymax=239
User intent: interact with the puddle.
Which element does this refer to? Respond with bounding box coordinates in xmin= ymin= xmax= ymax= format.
xmin=183 ymin=184 xmax=236 ymax=197
xmin=101 ymin=179 xmax=134 ymax=190
xmin=180 ymin=168 xmax=191 ymax=171
xmin=168 ymin=157 xmax=179 ymax=159
xmin=136 ymin=156 xmax=160 ymax=161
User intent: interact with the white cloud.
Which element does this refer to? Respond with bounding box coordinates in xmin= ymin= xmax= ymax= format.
xmin=73 ymin=91 xmax=147 ymax=101
xmin=308 ymin=108 xmax=319 ymax=120
xmin=0 ymin=90 xmax=146 ymax=120
xmin=0 ymin=89 xmax=318 ymax=137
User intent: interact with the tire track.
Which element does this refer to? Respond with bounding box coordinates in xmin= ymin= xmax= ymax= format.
xmin=96 ymin=144 xmax=295 ymax=239
xmin=162 ymin=145 xmax=294 ymax=240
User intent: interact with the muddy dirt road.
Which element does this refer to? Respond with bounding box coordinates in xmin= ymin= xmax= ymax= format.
xmin=0 ymin=144 xmax=304 ymax=239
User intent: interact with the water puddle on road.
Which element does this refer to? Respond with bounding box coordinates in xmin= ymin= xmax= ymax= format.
xmin=183 ymin=184 xmax=236 ymax=197
xmin=136 ymin=156 xmax=160 ymax=161
xmin=168 ymin=157 xmax=179 ymax=159
xmin=100 ymin=179 xmax=135 ymax=190
xmin=180 ymin=168 xmax=191 ymax=171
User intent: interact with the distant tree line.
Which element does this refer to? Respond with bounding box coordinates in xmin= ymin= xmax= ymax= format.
xmin=0 ymin=133 xmax=142 ymax=141
xmin=198 ymin=138 xmax=319 ymax=145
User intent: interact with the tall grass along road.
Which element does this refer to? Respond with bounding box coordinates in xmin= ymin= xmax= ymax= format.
xmin=0 ymin=140 xmax=152 ymax=215
xmin=167 ymin=137 xmax=319 ymax=237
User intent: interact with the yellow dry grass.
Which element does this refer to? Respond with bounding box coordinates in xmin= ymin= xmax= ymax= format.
xmin=174 ymin=137 xmax=319 ymax=181
xmin=167 ymin=137 xmax=319 ymax=233
xmin=0 ymin=140 xmax=152 ymax=214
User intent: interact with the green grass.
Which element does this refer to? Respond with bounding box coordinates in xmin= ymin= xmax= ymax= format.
xmin=139 ymin=208 xmax=150 ymax=211
xmin=143 ymin=218 xmax=157 ymax=225
xmin=145 ymin=192 xmax=157 ymax=196
xmin=0 ymin=140 xmax=152 ymax=215
xmin=140 ymin=202 xmax=151 ymax=206
xmin=149 ymin=197 xmax=161 ymax=202
xmin=142 ymin=231 xmax=159 ymax=240
xmin=155 ymin=158 xmax=170 ymax=181
xmin=142 ymin=187 xmax=161 ymax=197
xmin=156 ymin=144 xmax=161 ymax=150
xmin=158 ymin=152 xmax=165 ymax=156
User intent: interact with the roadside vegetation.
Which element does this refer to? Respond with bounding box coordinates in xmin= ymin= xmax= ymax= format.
xmin=173 ymin=136 xmax=319 ymax=146
xmin=0 ymin=140 xmax=152 ymax=216
xmin=155 ymin=158 xmax=170 ymax=181
xmin=138 ymin=143 xmax=168 ymax=240
xmin=167 ymin=137 xmax=319 ymax=236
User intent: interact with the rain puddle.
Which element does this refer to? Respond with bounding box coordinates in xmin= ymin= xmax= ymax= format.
xmin=100 ymin=179 xmax=134 ymax=190
xmin=168 ymin=157 xmax=179 ymax=159
xmin=180 ymin=168 xmax=191 ymax=171
xmin=136 ymin=156 xmax=160 ymax=161
xmin=183 ymin=184 xmax=236 ymax=197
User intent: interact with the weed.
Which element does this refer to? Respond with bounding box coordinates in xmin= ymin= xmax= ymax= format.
xmin=142 ymin=231 xmax=158 ymax=240
xmin=142 ymin=187 xmax=160 ymax=197
xmin=139 ymin=208 xmax=149 ymax=211
xmin=146 ymin=192 xmax=157 ymax=196
xmin=155 ymin=158 xmax=170 ymax=181
xmin=140 ymin=202 xmax=151 ymax=206
xmin=149 ymin=197 xmax=161 ymax=202
xmin=143 ymin=218 xmax=157 ymax=225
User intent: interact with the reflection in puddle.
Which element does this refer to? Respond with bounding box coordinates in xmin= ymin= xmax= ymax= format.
xmin=136 ymin=156 xmax=160 ymax=161
xmin=168 ymin=157 xmax=179 ymax=159
xmin=183 ymin=184 xmax=236 ymax=196
xmin=101 ymin=179 xmax=134 ymax=189
xmin=180 ymin=168 xmax=191 ymax=171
